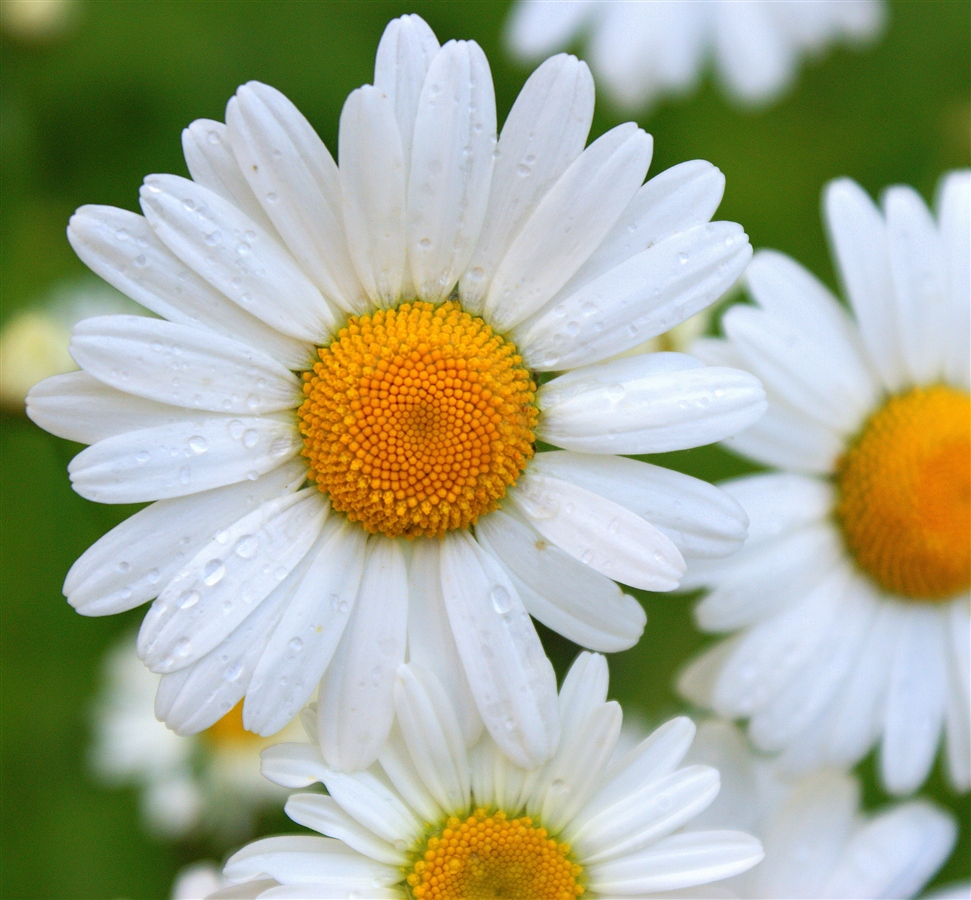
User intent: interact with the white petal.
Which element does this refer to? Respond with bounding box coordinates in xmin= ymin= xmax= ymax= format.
xmin=571 ymin=765 xmax=721 ymax=864
xmin=393 ymin=663 xmax=470 ymax=813
xmin=944 ymin=599 xmax=971 ymax=790
xmin=138 ymin=488 xmax=326 ymax=672
xmin=71 ymin=316 xmax=301 ymax=414
xmin=517 ymin=222 xmax=752 ymax=371
xmin=155 ymin=561 xmax=299 ymax=734
xmin=824 ymin=177 xmax=904 ymax=390
xmin=937 ymin=170 xmax=971 ymax=388
xmin=182 ymin=118 xmax=276 ymax=232
xmin=140 ymin=174 xmax=337 ymax=342
xmin=531 ymin=451 xmax=748 ymax=561
xmin=677 ymin=638 xmax=742 ymax=709
xmin=822 ymin=801 xmax=957 ymax=900
xmin=317 ymin=538 xmax=408 ymax=772
xmin=586 ymin=829 xmax=763 ymax=895
xmin=475 ymin=508 xmax=645 ymax=652
xmin=581 ymin=717 xmax=697 ymax=823
xmin=243 ymin=520 xmax=367 ymax=736
xmin=64 ymin=459 xmax=305 ymax=616
xmin=405 ymin=540 xmax=482 ymax=745
xmin=377 ymin=723 xmax=442 ymax=824
xmin=373 ymin=14 xmax=440 ymax=170
xmin=283 ymin=794 xmax=406 ymax=866
xmin=260 ymin=741 xmax=329 ymax=790
xmin=338 ymin=86 xmax=407 ymax=306
xmin=439 ymin=530 xmax=559 ymax=769
xmin=226 ymin=81 xmax=364 ymax=314
xmin=538 ymin=352 xmax=766 ymax=454
xmin=559 ymin=160 xmax=726 ymax=300
xmin=319 ymin=768 xmax=421 ymax=847
xmin=885 ymin=185 xmax=951 ymax=385
xmin=484 ymin=123 xmax=653 ymax=331
xmin=724 ymin=304 xmax=872 ymax=434
xmin=407 ymin=40 xmax=496 ymax=302
xmin=257 ymin=885 xmax=397 ymax=900
xmin=507 ymin=470 xmax=685 ymax=591
xmin=67 ymin=206 xmax=311 ymax=369
xmin=460 ymin=54 xmax=594 ymax=310
xmin=505 ymin=0 xmax=596 ymax=60
xmin=27 ymin=371 xmax=209 ymax=445
xmin=468 ymin=732 xmax=528 ymax=814
xmin=223 ymin=836 xmax=396 ymax=887
xmin=68 ymin=414 xmax=302 ymax=504
xmin=718 ymin=472 xmax=832 ymax=546
xmin=881 ymin=605 xmax=948 ymax=795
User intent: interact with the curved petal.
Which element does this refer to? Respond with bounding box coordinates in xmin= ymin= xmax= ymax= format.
xmin=68 ymin=414 xmax=302 ymax=504
xmin=407 ymin=40 xmax=496 ymax=302
xmin=70 ymin=315 xmax=301 ymax=414
xmin=507 ymin=470 xmax=685 ymax=591
xmin=440 ymin=530 xmax=559 ymax=769
xmin=317 ymin=538 xmax=408 ymax=772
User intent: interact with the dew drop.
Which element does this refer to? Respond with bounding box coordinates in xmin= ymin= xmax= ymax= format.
xmin=236 ymin=242 xmax=251 ymax=256
xmin=147 ymin=569 xmax=160 ymax=584
xmin=179 ymin=465 xmax=192 ymax=484
xmin=202 ymin=559 xmax=225 ymax=586
xmin=135 ymin=451 xmax=150 ymax=464
xmin=115 ymin=228 xmax=130 ymax=241
xmin=116 ymin=561 xmax=131 ymax=573
xmin=241 ymin=428 xmax=260 ymax=449
xmin=234 ymin=535 xmax=259 ymax=558
xmin=204 ymin=230 xmax=221 ymax=246
xmin=606 ymin=383 xmax=625 ymax=402
xmin=188 ymin=435 xmax=209 ymax=454
xmin=174 ymin=638 xmax=193 ymax=657
xmin=653 ymin=550 xmax=667 ymax=563
xmin=269 ymin=438 xmax=292 ymax=457
xmin=119 ymin=588 xmax=133 ymax=601
xmin=224 ymin=661 xmax=243 ymax=682
xmin=206 ymin=129 xmax=220 ymax=145
xmin=288 ymin=637 xmax=303 ymax=653
xmin=177 ymin=590 xmax=200 ymax=609
xmin=678 ymin=252 xmax=689 ymax=264
xmin=490 ymin=585 xmax=512 ymax=614
xmin=265 ymin=191 xmax=278 ymax=203
xmin=245 ymin=393 xmax=260 ymax=410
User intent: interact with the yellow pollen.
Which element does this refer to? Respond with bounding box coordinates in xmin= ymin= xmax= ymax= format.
xmin=201 ymin=701 xmax=263 ymax=747
xmin=835 ymin=385 xmax=970 ymax=601
xmin=298 ymin=301 xmax=537 ymax=538
xmin=406 ymin=808 xmax=584 ymax=900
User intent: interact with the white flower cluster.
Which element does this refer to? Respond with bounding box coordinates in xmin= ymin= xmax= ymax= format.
xmin=21 ymin=10 xmax=967 ymax=900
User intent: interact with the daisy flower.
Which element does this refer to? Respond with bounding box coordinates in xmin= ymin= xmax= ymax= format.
xmin=679 ymin=172 xmax=970 ymax=795
xmin=90 ymin=633 xmax=301 ymax=839
xmin=213 ymin=653 xmax=763 ymax=899
xmin=26 ymin=13 xmax=763 ymax=772
xmin=506 ymin=0 xmax=886 ymax=112
xmin=675 ymin=720 xmax=958 ymax=899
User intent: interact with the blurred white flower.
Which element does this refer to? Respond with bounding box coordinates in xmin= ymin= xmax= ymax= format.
xmin=170 ymin=862 xmax=228 ymax=900
xmin=675 ymin=720 xmax=958 ymax=899
xmin=0 ymin=0 xmax=79 ymax=42
xmin=90 ymin=632 xmax=301 ymax=839
xmin=506 ymin=0 xmax=886 ymax=112
xmin=680 ymin=172 xmax=971 ymax=796
xmin=1 ymin=278 xmax=139 ymax=410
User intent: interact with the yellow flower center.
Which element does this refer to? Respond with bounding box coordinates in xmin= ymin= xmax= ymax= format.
xmin=835 ymin=385 xmax=970 ymax=601
xmin=201 ymin=701 xmax=263 ymax=747
xmin=406 ymin=808 xmax=584 ymax=900
xmin=298 ymin=301 xmax=537 ymax=538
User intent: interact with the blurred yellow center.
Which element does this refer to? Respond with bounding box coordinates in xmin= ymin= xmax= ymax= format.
xmin=298 ymin=301 xmax=537 ymax=538
xmin=201 ymin=702 xmax=262 ymax=747
xmin=835 ymin=385 xmax=970 ymax=601
xmin=406 ymin=808 xmax=584 ymax=900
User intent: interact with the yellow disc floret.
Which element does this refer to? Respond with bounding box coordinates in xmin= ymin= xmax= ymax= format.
xmin=406 ymin=808 xmax=583 ymax=900
xmin=298 ymin=301 xmax=537 ymax=538
xmin=835 ymin=385 xmax=970 ymax=601
xmin=201 ymin=701 xmax=263 ymax=748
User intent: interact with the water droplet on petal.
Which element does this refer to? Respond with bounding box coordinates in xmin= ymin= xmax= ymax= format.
xmin=188 ymin=435 xmax=208 ymax=454
xmin=202 ymin=559 xmax=225 ymax=586
xmin=234 ymin=535 xmax=259 ymax=558
xmin=135 ymin=451 xmax=150 ymax=464
xmin=490 ymin=585 xmax=512 ymax=614
xmin=288 ymin=637 xmax=303 ymax=653
xmin=177 ymin=590 xmax=200 ymax=610
xmin=174 ymin=638 xmax=192 ymax=657
xmin=242 ymin=429 xmax=259 ymax=449
xmin=606 ymin=383 xmax=625 ymax=402
xmin=228 ymin=419 xmax=245 ymax=439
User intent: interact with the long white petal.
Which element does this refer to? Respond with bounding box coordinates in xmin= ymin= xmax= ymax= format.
xmin=475 ymin=508 xmax=645 ymax=652
xmin=140 ymin=174 xmax=337 ymax=342
xmin=27 ymin=371 xmax=210 ymax=446
xmin=718 ymin=472 xmax=832 ymax=546
xmin=67 ymin=206 xmax=311 ymax=369
xmin=538 ymin=353 xmax=766 ymax=454
xmin=824 ymin=177 xmax=904 ymax=390
xmin=226 ymin=81 xmax=365 ymax=314
xmin=944 ymin=599 xmax=971 ymax=790
xmin=64 ymin=459 xmax=305 ymax=616
xmin=461 ymin=54 xmax=594 ymax=310
xmin=70 ymin=315 xmax=301 ymax=414
xmin=507 ymin=470 xmax=685 ymax=591
xmin=407 ymin=40 xmax=496 ymax=302
xmin=484 ymin=123 xmax=652 ymax=331
xmin=320 ymin=769 xmax=421 ymax=847
xmin=317 ymin=538 xmax=408 ymax=772
xmin=243 ymin=520 xmax=367 ymax=736
xmin=137 ymin=488 xmax=326 ymax=672
xmin=937 ymin=170 xmax=971 ymax=388
xmin=440 ymin=530 xmax=559 ymax=769
xmin=516 ymin=222 xmax=751 ymax=371
xmin=338 ymin=87 xmax=406 ymax=306
xmin=68 ymin=414 xmax=301 ymax=503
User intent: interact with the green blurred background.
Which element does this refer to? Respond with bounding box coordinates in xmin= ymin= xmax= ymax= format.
xmin=1 ymin=1 xmax=968 ymax=897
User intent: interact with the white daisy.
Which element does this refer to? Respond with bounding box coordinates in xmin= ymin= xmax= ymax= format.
xmin=679 ymin=171 xmax=970 ymax=795
xmin=26 ymin=13 xmax=764 ymax=772
xmin=90 ymin=633 xmax=301 ymax=839
xmin=506 ymin=0 xmax=886 ymax=112
xmin=212 ymin=653 xmax=763 ymax=899
xmin=674 ymin=720 xmax=958 ymax=899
